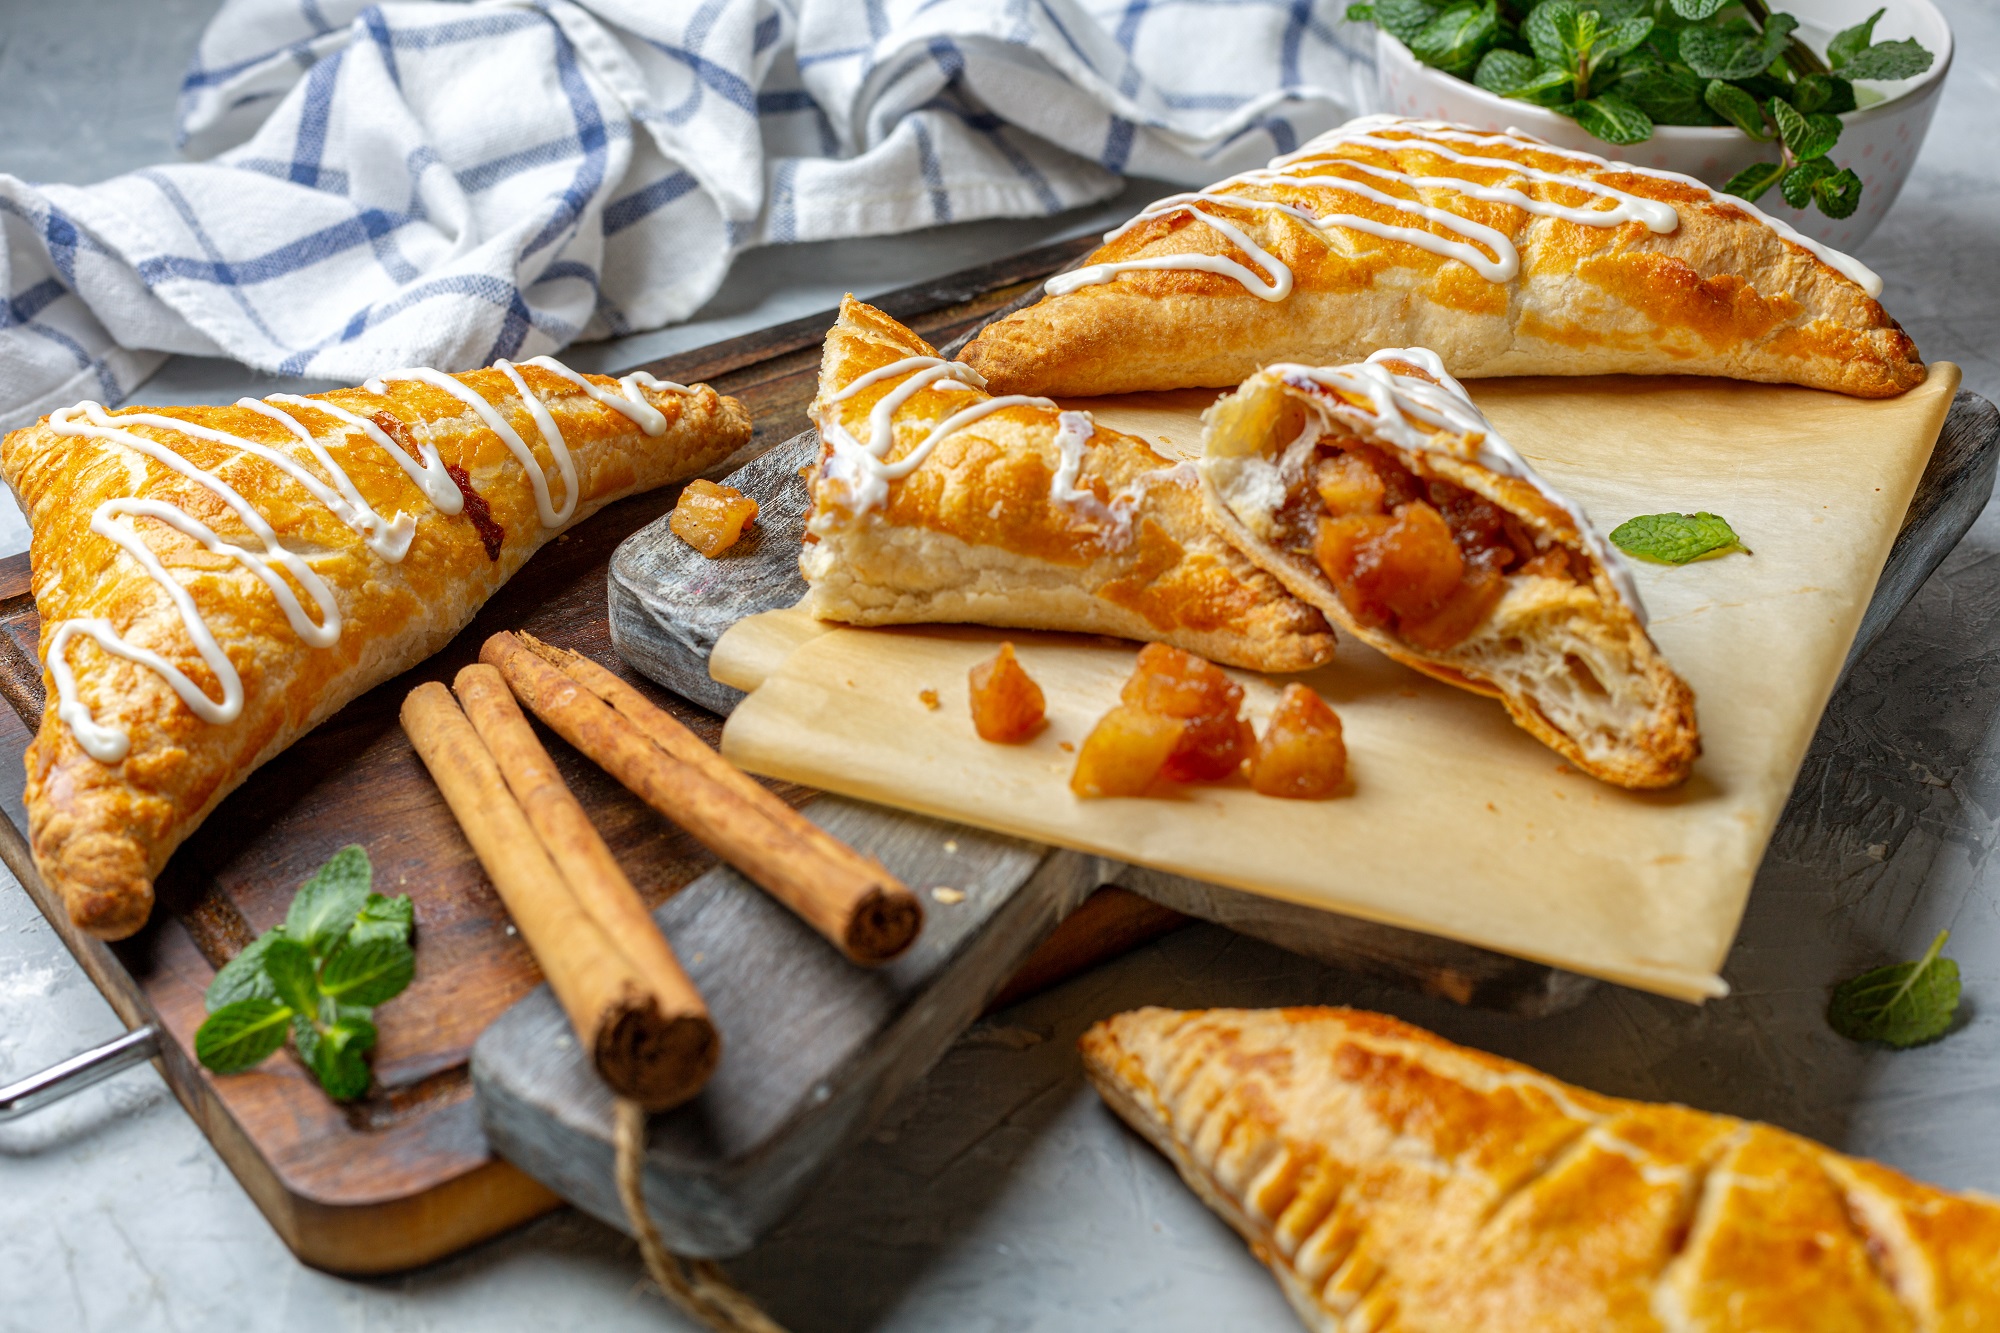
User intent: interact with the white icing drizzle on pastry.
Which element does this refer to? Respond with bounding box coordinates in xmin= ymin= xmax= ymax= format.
xmin=1266 ymin=346 xmax=1646 ymax=622
xmin=817 ymin=355 xmax=1059 ymax=513
xmin=1047 ymin=412 xmax=1199 ymax=544
xmin=43 ymin=357 xmax=681 ymax=762
xmin=1050 ymin=114 xmax=1880 ymax=301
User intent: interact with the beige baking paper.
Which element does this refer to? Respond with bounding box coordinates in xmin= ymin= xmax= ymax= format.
xmin=715 ymin=366 xmax=1961 ymax=1001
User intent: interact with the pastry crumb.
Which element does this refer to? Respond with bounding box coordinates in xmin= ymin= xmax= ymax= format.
xmin=1059 ymin=740 xmax=1074 ymax=752
xmin=1486 ymin=801 xmax=1497 ymax=812
xmin=943 ymin=839 xmax=959 ymax=853
xmin=919 ymin=688 xmax=940 ymax=710
xmin=930 ymin=886 xmax=966 ymax=905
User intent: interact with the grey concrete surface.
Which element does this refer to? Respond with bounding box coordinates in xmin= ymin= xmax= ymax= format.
xmin=3 ymin=2 xmax=1999 ymax=1329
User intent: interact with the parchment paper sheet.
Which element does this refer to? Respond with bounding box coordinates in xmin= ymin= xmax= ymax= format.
xmin=714 ymin=367 xmax=1961 ymax=1000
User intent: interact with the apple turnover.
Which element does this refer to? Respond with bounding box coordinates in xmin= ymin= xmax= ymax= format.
xmin=2 ymin=359 xmax=749 ymax=938
xmin=1201 ymin=348 xmax=1696 ymax=788
xmin=962 ymin=116 xmax=1922 ymax=400
xmin=801 ymin=297 xmax=1335 ymax=673
xmin=1081 ymin=1006 xmax=2000 ymax=1333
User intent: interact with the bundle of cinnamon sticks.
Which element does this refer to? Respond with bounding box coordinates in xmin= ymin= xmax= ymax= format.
xmin=401 ymin=632 xmax=922 ymax=1109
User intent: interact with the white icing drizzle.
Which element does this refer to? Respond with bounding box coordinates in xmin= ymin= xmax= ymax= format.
xmin=1044 ymin=411 xmax=1199 ymax=545
xmin=44 ymin=357 xmax=679 ymax=761
xmin=817 ymin=356 xmax=1057 ymax=513
xmin=1267 ymin=346 xmax=1647 ymax=622
xmin=1052 ymin=113 xmax=1880 ymax=300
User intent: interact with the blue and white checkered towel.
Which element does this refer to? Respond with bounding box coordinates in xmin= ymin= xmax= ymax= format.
xmin=0 ymin=0 xmax=1372 ymax=448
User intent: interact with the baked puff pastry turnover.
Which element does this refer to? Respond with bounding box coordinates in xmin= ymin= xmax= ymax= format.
xmin=2 ymin=359 xmax=749 ymax=938
xmin=1082 ymin=1006 xmax=2000 ymax=1333
xmin=802 ymin=297 xmax=1335 ymax=673
xmin=962 ymin=116 xmax=1922 ymax=400
xmin=1202 ymin=349 xmax=1696 ymax=788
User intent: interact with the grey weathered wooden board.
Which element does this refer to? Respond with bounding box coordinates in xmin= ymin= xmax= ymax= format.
xmin=476 ymin=371 xmax=1997 ymax=1258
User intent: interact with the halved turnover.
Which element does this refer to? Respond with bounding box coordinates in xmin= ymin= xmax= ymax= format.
xmin=1201 ymin=349 xmax=1696 ymax=788
xmin=962 ymin=115 xmax=1922 ymax=399
xmin=801 ymin=297 xmax=1335 ymax=673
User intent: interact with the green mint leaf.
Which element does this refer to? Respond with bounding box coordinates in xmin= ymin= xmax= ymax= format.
xmin=1669 ymin=0 xmax=1726 ymax=18
xmin=262 ymin=937 xmax=322 ymax=1017
xmin=1568 ymin=92 xmax=1653 ymax=144
xmin=1721 ymin=159 xmax=1787 ymax=202
xmin=1346 ymin=2 xmax=1376 ymax=19
xmin=1617 ymin=60 xmax=1716 ymax=125
xmin=1812 ymin=166 xmax=1864 ymax=219
xmin=1791 ymin=72 xmax=1833 ymax=114
xmin=1593 ymin=14 xmax=1654 ymax=63
xmin=1524 ymin=0 xmax=1575 ymax=66
xmin=1609 ymin=511 xmax=1746 ymax=563
xmin=205 ymin=927 xmax=284 ymax=1010
xmin=1771 ymin=99 xmax=1840 ymax=160
xmin=319 ymin=936 xmax=416 ymax=1007
xmin=349 ymin=892 xmax=415 ymax=947
xmin=1704 ymin=79 xmax=1771 ymax=137
xmin=194 ymin=998 xmax=293 ymax=1074
xmin=1551 ymin=4 xmax=1598 ymax=60
xmin=1475 ymin=46 xmax=1539 ymax=92
xmin=284 ymin=845 xmax=373 ymax=954
xmin=1828 ymin=931 xmax=1961 ymax=1048
xmin=1781 ymin=157 xmax=1834 ymax=209
xmin=1370 ymin=0 xmax=1445 ymax=44
xmin=1836 ymin=38 xmax=1932 ymax=82
xmin=1678 ymin=27 xmax=1769 ymax=80
xmin=1819 ymin=76 xmax=1858 ymax=114
xmin=296 ymin=1013 xmax=378 ymax=1102
xmin=1826 ymin=7 xmax=1883 ymax=67
xmin=1410 ymin=1 xmax=1500 ymax=76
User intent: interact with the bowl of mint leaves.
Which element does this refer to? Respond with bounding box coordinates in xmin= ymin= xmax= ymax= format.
xmin=1350 ymin=0 xmax=1950 ymax=251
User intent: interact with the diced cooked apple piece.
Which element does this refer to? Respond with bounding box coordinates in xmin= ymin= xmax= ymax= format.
xmin=1250 ymin=684 xmax=1347 ymax=799
xmin=670 ymin=479 xmax=759 ymax=557
xmin=1400 ymin=567 xmax=1506 ymax=651
xmin=1070 ymin=704 xmax=1185 ymax=798
xmin=967 ymin=642 xmax=1045 ymax=743
xmin=1312 ymin=452 xmax=1386 ymax=517
xmin=1120 ymin=643 xmax=1253 ymax=781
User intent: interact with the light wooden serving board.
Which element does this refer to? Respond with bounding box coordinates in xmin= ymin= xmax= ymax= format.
xmin=716 ymin=369 xmax=1964 ymax=1001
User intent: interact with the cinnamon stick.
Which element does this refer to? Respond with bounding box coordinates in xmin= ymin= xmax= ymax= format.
xmin=480 ymin=631 xmax=923 ymax=964
xmin=401 ymin=682 xmax=717 ymax=1110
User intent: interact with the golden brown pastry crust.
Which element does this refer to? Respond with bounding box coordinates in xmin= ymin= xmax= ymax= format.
xmin=802 ymin=297 xmax=1336 ymax=673
xmin=1081 ymin=1006 xmax=2000 ymax=1333
xmin=1201 ymin=361 xmax=1697 ymax=788
xmin=3 ymin=364 xmax=749 ymax=938
xmin=963 ymin=119 xmax=1923 ymax=400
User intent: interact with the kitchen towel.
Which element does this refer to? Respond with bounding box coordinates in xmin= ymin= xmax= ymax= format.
xmin=0 ymin=0 xmax=1373 ymax=444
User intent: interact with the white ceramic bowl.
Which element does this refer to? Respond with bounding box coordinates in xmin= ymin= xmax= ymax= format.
xmin=1371 ymin=0 xmax=1953 ymax=251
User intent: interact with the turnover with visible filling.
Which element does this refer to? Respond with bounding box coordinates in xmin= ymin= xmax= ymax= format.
xmin=801 ymin=297 xmax=1335 ymax=673
xmin=1082 ymin=1006 xmax=2000 ymax=1333
xmin=1201 ymin=348 xmax=1696 ymax=788
xmin=2 ymin=359 xmax=749 ymax=938
xmin=962 ymin=115 xmax=1922 ymax=399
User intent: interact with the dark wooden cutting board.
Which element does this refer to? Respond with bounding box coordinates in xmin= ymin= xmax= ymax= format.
xmin=0 ymin=238 xmax=1190 ymax=1275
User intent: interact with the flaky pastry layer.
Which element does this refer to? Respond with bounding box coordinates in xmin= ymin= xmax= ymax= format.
xmin=963 ymin=118 xmax=1922 ymax=400
xmin=802 ymin=297 xmax=1335 ymax=673
xmin=2 ymin=364 xmax=749 ymax=937
xmin=1082 ymin=1006 xmax=2000 ymax=1333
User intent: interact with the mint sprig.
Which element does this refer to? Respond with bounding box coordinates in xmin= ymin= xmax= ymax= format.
xmin=1828 ymin=930 xmax=1961 ymax=1048
xmin=1609 ymin=511 xmax=1745 ymax=564
xmin=1347 ymin=0 xmax=1933 ymax=219
xmin=193 ymin=846 xmax=415 ymax=1101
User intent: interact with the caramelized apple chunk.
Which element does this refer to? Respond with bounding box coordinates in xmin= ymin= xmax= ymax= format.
xmin=1249 ymin=684 xmax=1348 ymax=799
xmin=670 ymin=479 xmax=759 ymax=557
xmin=968 ymin=642 xmax=1045 ymax=743
xmin=1070 ymin=705 xmax=1185 ymax=798
xmin=1121 ymin=643 xmax=1255 ymax=782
